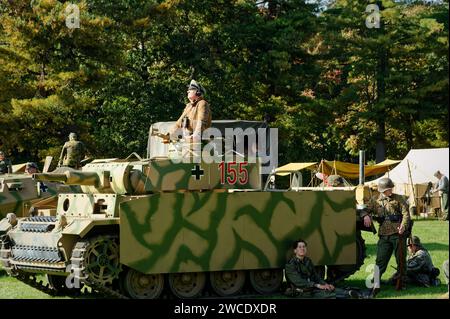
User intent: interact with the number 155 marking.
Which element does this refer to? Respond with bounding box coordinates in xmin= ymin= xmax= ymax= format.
xmin=218 ymin=162 xmax=249 ymax=185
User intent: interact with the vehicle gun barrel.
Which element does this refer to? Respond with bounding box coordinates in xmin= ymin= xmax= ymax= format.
xmin=33 ymin=171 xmax=100 ymax=186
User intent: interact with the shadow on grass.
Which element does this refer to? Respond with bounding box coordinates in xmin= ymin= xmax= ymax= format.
xmin=342 ymin=278 xmax=448 ymax=299
xmin=0 ymin=268 xmax=7 ymax=278
xmin=364 ymin=242 xmax=449 ymax=254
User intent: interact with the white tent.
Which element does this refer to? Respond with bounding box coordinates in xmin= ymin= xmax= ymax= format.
xmin=369 ymin=148 xmax=448 ymax=187
xmin=368 ymin=148 xmax=449 ymax=215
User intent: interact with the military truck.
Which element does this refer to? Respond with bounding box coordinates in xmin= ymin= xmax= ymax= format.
xmin=0 ymin=121 xmax=369 ymax=298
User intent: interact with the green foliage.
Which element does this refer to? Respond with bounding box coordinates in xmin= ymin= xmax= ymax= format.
xmin=321 ymin=0 xmax=449 ymax=160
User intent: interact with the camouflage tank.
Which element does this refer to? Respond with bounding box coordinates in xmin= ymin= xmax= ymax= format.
xmin=0 ymin=163 xmax=65 ymax=219
xmin=0 ymin=121 xmax=369 ymax=298
xmin=0 ymin=158 xmax=83 ymax=220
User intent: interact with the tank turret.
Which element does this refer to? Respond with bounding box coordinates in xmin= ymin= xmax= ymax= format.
xmin=33 ymin=158 xmax=261 ymax=195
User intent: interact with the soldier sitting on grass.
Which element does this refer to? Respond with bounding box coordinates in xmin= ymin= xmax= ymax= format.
xmin=405 ymin=236 xmax=441 ymax=287
xmin=284 ymin=239 xmax=362 ymax=299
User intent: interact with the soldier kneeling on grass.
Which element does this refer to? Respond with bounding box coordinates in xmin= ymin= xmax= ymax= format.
xmin=405 ymin=236 xmax=441 ymax=287
xmin=284 ymin=239 xmax=363 ymax=299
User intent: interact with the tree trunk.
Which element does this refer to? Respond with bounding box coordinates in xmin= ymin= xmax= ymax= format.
xmin=405 ymin=115 xmax=413 ymax=151
xmin=375 ymin=121 xmax=385 ymax=163
xmin=268 ymin=0 xmax=278 ymax=18
xmin=375 ymin=0 xmax=387 ymax=163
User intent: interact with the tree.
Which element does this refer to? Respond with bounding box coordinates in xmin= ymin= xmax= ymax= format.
xmin=320 ymin=0 xmax=448 ymax=161
xmin=0 ymin=0 xmax=122 ymax=164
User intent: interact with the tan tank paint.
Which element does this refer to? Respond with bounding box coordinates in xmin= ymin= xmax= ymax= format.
xmin=0 ymin=174 xmax=59 ymax=218
xmin=119 ymin=190 xmax=355 ymax=274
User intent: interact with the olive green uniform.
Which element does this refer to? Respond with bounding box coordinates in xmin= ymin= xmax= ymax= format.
xmin=405 ymin=248 xmax=435 ymax=287
xmin=0 ymin=158 xmax=12 ymax=174
xmin=169 ymin=97 xmax=212 ymax=140
xmin=58 ymin=140 xmax=86 ymax=168
xmin=365 ymin=193 xmax=410 ymax=279
xmin=285 ymin=256 xmax=350 ymax=299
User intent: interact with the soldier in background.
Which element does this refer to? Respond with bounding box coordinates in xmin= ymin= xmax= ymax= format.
xmin=361 ymin=177 xmax=411 ymax=289
xmin=405 ymin=236 xmax=440 ymax=287
xmin=166 ymin=79 xmax=212 ymax=144
xmin=24 ymin=162 xmax=39 ymax=174
xmin=58 ymin=132 xmax=86 ymax=169
xmin=284 ymin=239 xmax=361 ymax=299
xmin=432 ymin=170 xmax=448 ymax=220
xmin=0 ymin=151 xmax=12 ymax=174
xmin=326 ymin=175 xmax=345 ymax=187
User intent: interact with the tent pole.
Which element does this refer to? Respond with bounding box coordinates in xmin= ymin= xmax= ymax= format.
xmin=406 ymin=159 xmax=418 ymax=220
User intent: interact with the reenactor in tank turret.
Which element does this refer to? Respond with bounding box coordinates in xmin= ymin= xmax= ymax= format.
xmin=58 ymin=132 xmax=86 ymax=169
xmin=164 ymin=79 xmax=212 ymax=144
xmin=24 ymin=162 xmax=39 ymax=174
xmin=361 ymin=177 xmax=411 ymax=292
xmin=0 ymin=151 xmax=12 ymax=174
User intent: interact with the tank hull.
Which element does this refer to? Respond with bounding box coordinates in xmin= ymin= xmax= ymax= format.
xmin=120 ymin=190 xmax=356 ymax=274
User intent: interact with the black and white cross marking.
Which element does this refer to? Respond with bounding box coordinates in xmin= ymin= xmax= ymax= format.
xmin=39 ymin=182 xmax=48 ymax=193
xmin=191 ymin=165 xmax=204 ymax=180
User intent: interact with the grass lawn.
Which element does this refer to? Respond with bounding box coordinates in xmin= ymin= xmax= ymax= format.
xmin=0 ymin=219 xmax=448 ymax=299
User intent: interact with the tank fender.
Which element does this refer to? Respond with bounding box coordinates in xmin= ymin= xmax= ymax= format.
xmin=62 ymin=218 xmax=120 ymax=238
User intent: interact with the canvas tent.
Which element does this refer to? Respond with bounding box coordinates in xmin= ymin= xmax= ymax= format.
xmin=274 ymin=159 xmax=400 ymax=188
xmin=367 ymin=148 xmax=449 ymax=215
xmin=275 ymin=159 xmax=400 ymax=179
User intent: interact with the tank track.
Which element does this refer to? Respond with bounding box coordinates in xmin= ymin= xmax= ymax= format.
xmin=70 ymin=237 xmax=129 ymax=299
xmin=68 ymin=237 xmax=288 ymax=299
xmin=0 ymin=245 xmax=85 ymax=297
xmin=2 ymin=231 xmax=366 ymax=299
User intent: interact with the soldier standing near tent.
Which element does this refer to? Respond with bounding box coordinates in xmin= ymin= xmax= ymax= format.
xmin=361 ymin=177 xmax=411 ymax=294
xmin=432 ymin=170 xmax=448 ymax=220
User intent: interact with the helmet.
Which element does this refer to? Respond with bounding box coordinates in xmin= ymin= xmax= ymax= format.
xmin=187 ymin=80 xmax=206 ymax=96
xmin=407 ymin=236 xmax=422 ymax=247
xmin=26 ymin=162 xmax=38 ymax=169
xmin=0 ymin=151 xmax=4 ymax=156
xmin=378 ymin=177 xmax=394 ymax=192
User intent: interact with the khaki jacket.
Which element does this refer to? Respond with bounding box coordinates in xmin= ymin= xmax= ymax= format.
xmin=367 ymin=193 xmax=410 ymax=236
xmin=169 ymin=97 xmax=211 ymax=139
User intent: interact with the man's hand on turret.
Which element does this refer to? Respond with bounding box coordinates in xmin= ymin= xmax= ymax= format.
xmin=162 ymin=133 xmax=171 ymax=144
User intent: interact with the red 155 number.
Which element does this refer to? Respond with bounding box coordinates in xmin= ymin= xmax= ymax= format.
xmin=218 ymin=162 xmax=249 ymax=185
